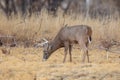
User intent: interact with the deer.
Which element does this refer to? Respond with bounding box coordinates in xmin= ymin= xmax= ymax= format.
xmin=40 ymin=24 xmax=92 ymax=63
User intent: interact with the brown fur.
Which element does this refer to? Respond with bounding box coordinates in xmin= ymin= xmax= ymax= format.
xmin=43 ymin=25 xmax=92 ymax=63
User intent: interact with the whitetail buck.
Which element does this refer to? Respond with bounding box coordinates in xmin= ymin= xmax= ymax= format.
xmin=41 ymin=25 xmax=92 ymax=63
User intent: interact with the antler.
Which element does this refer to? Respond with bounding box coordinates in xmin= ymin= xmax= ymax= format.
xmin=42 ymin=38 xmax=48 ymax=43
xmin=34 ymin=38 xmax=48 ymax=48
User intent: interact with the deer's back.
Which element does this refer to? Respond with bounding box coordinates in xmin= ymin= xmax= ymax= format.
xmin=59 ymin=25 xmax=92 ymax=43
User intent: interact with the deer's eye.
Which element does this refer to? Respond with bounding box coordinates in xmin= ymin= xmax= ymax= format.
xmin=43 ymin=50 xmax=47 ymax=54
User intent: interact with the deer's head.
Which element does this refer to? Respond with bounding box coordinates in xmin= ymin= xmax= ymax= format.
xmin=39 ymin=38 xmax=53 ymax=61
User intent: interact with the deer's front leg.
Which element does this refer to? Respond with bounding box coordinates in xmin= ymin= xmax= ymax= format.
xmin=69 ymin=45 xmax=72 ymax=62
xmin=63 ymin=42 xmax=69 ymax=63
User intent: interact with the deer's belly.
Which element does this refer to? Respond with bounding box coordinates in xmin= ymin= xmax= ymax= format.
xmin=70 ymin=40 xmax=78 ymax=44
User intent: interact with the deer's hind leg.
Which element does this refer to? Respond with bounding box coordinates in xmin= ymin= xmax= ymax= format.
xmin=84 ymin=47 xmax=89 ymax=62
xmin=81 ymin=45 xmax=89 ymax=63
xmin=78 ymin=41 xmax=89 ymax=63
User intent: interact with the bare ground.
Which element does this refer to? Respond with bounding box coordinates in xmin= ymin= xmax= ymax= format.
xmin=0 ymin=47 xmax=120 ymax=80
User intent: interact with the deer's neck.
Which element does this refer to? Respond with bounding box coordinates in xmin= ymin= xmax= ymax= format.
xmin=49 ymin=37 xmax=63 ymax=54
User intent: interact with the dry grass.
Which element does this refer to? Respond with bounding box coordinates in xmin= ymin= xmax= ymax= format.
xmin=0 ymin=12 xmax=120 ymax=80
xmin=0 ymin=47 xmax=120 ymax=80
xmin=0 ymin=11 xmax=120 ymax=42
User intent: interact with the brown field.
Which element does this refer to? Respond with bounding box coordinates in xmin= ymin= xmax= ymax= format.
xmin=0 ymin=11 xmax=120 ymax=80
xmin=0 ymin=47 xmax=120 ymax=80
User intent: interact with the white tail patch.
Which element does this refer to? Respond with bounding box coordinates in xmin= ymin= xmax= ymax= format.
xmin=88 ymin=37 xmax=91 ymax=44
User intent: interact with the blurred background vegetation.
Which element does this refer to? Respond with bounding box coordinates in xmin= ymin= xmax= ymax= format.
xmin=0 ymin=0 xmax=120 ymax=18
xmin=0 ymin=0 xmax=120 ymax=46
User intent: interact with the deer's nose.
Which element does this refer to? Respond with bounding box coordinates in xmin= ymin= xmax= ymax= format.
xmin=42 ymin=58 xmax=47 ymax=62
